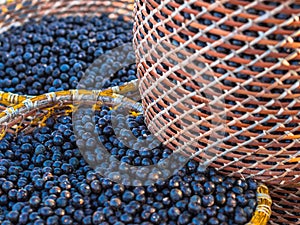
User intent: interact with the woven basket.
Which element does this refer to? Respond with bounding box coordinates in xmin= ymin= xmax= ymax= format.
xmin=0 ymin=89 xmax=142 ymax=138
xmin=133 ymin=0 xmax=300 ymax=186
xmin=0 ymin=89 xmax=271 ymax=225
xmin=0 ymin=0 xmax=136 ymax=137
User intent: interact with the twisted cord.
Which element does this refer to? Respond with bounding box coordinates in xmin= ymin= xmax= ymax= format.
xmin=0 ymin=79 xmax=139 ymax=106
xmin=246 ymin=184 xmax=272 ymax=225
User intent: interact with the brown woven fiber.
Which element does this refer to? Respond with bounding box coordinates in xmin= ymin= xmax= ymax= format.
xmin=133 ymin=0 xmax=300 ymax=186
xmin=268 ymin=185 xmax=300 ymax=225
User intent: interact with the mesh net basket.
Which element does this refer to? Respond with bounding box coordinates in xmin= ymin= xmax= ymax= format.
xmin=133 ymin=0 xmax=300 ymax=186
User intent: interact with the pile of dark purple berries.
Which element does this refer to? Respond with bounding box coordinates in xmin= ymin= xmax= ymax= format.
xmin=0 ymin=112 xmax=258 ymax=225
xmin=0 ymin=15 xmax=258 ymax=225
xmin=0 ymin=15 xmax=135 ymax=95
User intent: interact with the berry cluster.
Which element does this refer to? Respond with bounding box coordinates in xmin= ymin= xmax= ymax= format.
xmin=0 ymin=15 xmax=135 ymax=95
xmin=0 ymin=112 xmax=257 ymax=225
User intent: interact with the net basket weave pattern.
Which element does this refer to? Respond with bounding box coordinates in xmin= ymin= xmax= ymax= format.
xmin=133 ymin=0 xmax=300 ymax=186
xmin=269 ymin=185 xmax=300 ymax=225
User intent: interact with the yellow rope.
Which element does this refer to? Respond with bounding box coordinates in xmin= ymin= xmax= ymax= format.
xmin=246 ymin=184 xmax=272 ymax=225
xmin=0 ymin=81 xmax=142 ymax=139
xmin=0 ymin=79 xmax=139 ymax=106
